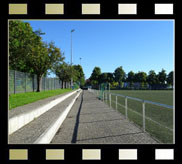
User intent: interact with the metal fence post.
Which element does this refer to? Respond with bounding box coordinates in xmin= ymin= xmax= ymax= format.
xmin=44 ymin=77 xmax=45 ymax=90
xmin=25 ymin=72 xmax=26 ymax=93
xmin=109 ymin=94 xmax=111 ymax=108
xmin=116 ymin=96 xmax=117 ymax=111
xmin=32 ymin=75 xmax=34 ymax=92
xmin=51 ymin=78 xmax=52 ymax=90
xmin=103 ymin=92 xmax=104 ymax=102
xmin=54 ymin=78 xmax=56 ymax=89
xmin=105 ymin=91 xmax=108 ymax=104
xmin=14 ymin=70 xmax=16 ymax=94
xmin=48 ymin=78 xmax=49 ymax=90
xmin=125 ymin=96 xmax=128 ymax=119
xmin=105 ymin=92 xmax=106 ymax=103
xmin=142 ymin=101 xmax=146 ymax=132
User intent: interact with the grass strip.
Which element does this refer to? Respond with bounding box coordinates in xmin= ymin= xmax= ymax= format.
xmin=9 ymin=89 xmax=72 ymax=110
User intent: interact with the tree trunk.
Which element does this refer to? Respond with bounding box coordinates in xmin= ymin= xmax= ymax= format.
xmin=62 ymin=80 xmax=64 ymax=89
xmin=36 ymin=75 xmax=42 ymax=92
xmin=119 ymin=81 xmax=121 ymax=89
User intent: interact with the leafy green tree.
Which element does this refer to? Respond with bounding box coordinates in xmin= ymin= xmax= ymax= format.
xmin=107 ymin=73 xmax=114 ymax=83
xmin=99 ymin=73 xmax=108 ymax=83
xmin=113 ymin=66 xmax=126 ymax=87
xmin=126 ymin=71 xmax=135 ymax=87
xmin=134 ymin=72 xmax=147 ymax=83
xmin=147 ymin=70 xmax=158 ymax=85
xmin=9 ymin=21 xmax=64 ymax=92
xmin=73 ymin=65 xmax=85 ymax=87
xmin=29 ymin=41 xmax=64 ymax=92
xmin=99 ymin=73 xmax=114 ymax=84
xmin=166 ymin=71 xmax=173 ymax=87
xmin=134 ymin=71 xmax=148 ymax=89
xmin=158 ymin=69 xmax=167 ymax=84
xmin=9 ymin=20 xmax=37 ymax=72
xmin=90 ymin=67 xmax=101 ymax=87
xmin=55 ymin=62 xmax=73 ymax=89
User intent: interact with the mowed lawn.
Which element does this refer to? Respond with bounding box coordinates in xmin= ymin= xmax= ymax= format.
xmin=9 ymin=89 xmax=72 ymax=110
xmin=105 ymin=90 xmax=174 ymax=143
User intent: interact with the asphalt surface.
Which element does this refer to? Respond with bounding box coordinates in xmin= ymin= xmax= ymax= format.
xmin=9 ymin=93 xmax=77 ymax=144
xmin=51 ymin=90 xmax=158 ymax=144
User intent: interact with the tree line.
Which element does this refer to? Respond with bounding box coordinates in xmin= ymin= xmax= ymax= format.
xmin=86 ymin=66 xmax=173 ymax=89
xmin=9 ymin=20 xmax=85 ymax=92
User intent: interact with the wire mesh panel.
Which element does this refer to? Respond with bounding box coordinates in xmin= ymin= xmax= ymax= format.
xmin=45 ymin=78 xmax=49 ymax=90
xmin=41 ymin=77 xmax=45 ymax=91
xmin=50 ymin=78 xmax=52 ymax=90
xmin=9 ymin=70 xmax=15 ymax=94
xmin=26 ymin=73 xmax=33 ymax=92
xmin=15 ymin=71 xmax=26 ymax=93
xmin=9 ymin=70 xmax=64 ymax=94
xmin=33 ymin=75 xmax=37 ymax=92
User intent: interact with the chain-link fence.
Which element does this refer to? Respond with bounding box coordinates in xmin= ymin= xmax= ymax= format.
xmin=9 ymin=70 xmax=70 ymax=94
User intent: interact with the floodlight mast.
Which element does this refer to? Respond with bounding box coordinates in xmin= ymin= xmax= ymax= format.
xmin=80 ymin=57 xmax=82 ymax=65
xmin=71 ymin=29 xmax=75 ymax=89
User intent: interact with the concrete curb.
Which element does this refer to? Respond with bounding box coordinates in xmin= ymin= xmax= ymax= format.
xmin=34 ymin=90 xmax=82 ymax=144
xmin=9 ymin=89 xmax=81 ymax=135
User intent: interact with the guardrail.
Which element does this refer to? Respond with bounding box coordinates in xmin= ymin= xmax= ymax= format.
xmin=88 ymin=88 xmax=174 ymax=143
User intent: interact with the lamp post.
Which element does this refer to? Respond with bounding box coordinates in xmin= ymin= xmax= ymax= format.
xmin=71 ymin=29 xmax=75 ymax=89
xmin=80 ymin=57 xmax=82 ymax=65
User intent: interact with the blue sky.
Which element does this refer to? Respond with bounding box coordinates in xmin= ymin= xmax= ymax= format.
xmin=24 ymin=20 xmax=174 ymax=79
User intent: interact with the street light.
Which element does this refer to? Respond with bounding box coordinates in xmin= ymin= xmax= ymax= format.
xmin=71 ymin=29 xmax=75 ymax=65
xmin=80 ymin=57 xmax=82 ymax=65
xmin=71 ymin=29 xmax=75 ymax=89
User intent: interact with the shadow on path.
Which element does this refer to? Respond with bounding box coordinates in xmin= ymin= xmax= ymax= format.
xmin=76 ymin=132 xmax=144 ymax=142
xmin=71 ymin=90 xmax=84 ymax=143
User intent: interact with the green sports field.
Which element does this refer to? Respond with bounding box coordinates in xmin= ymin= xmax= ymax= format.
xmin=110 ymin=90 xmax=173 ymax=106
xmin=103 ymin=90 xmax=174 ymax=144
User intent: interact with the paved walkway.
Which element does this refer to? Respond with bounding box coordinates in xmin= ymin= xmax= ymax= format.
xmin=51 ymin=90 xmax=157 ymax=144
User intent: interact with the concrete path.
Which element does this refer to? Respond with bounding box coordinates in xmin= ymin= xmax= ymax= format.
xmin=51 ymin=90 xmax=158 ymax=144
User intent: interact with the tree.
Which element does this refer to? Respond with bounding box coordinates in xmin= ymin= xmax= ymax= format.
xmin=134 ymin=71 xmax=148 ymax=89
xmin=134 ymin=72 xmax=147 ymax=82
xmin=29 ymin=41 xmax=64 ymax=92
xmin=90 ymin=67 xmax=101 ymax=87
xmin=126 ymin=71 xmax=135 ymax=87
xmin=55 ymin=62 xmax=73 ymax=89
xmin=73 ymin=65 xmax=85 ymax=87
xmin=113 ymin=66 xmax=126 ymax=87
xmin=99 ymin=73 xmax=108 ymax=84
xmin=9 ymin=20 xmax=37 ymax=72
xmin=107 ymin=73 xmax=114 ymax=83
xmin=99 ymin=73 xmax=114 ymax=84
xmin=158 ymin=69 xmax=167 ymax=84
xmin=147 ymin=70 xmax=158 ymax=86
xmin=166 ymin=71 xmax=173 ymax=87
xmin=9 ymin=21 xmax=64 ymax=92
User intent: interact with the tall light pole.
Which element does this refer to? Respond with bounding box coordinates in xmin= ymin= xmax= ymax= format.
xmin=79 ymin=57 xmax=82 ymax=65
xmin=71 ymin=29 xmax=75 ymax=89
